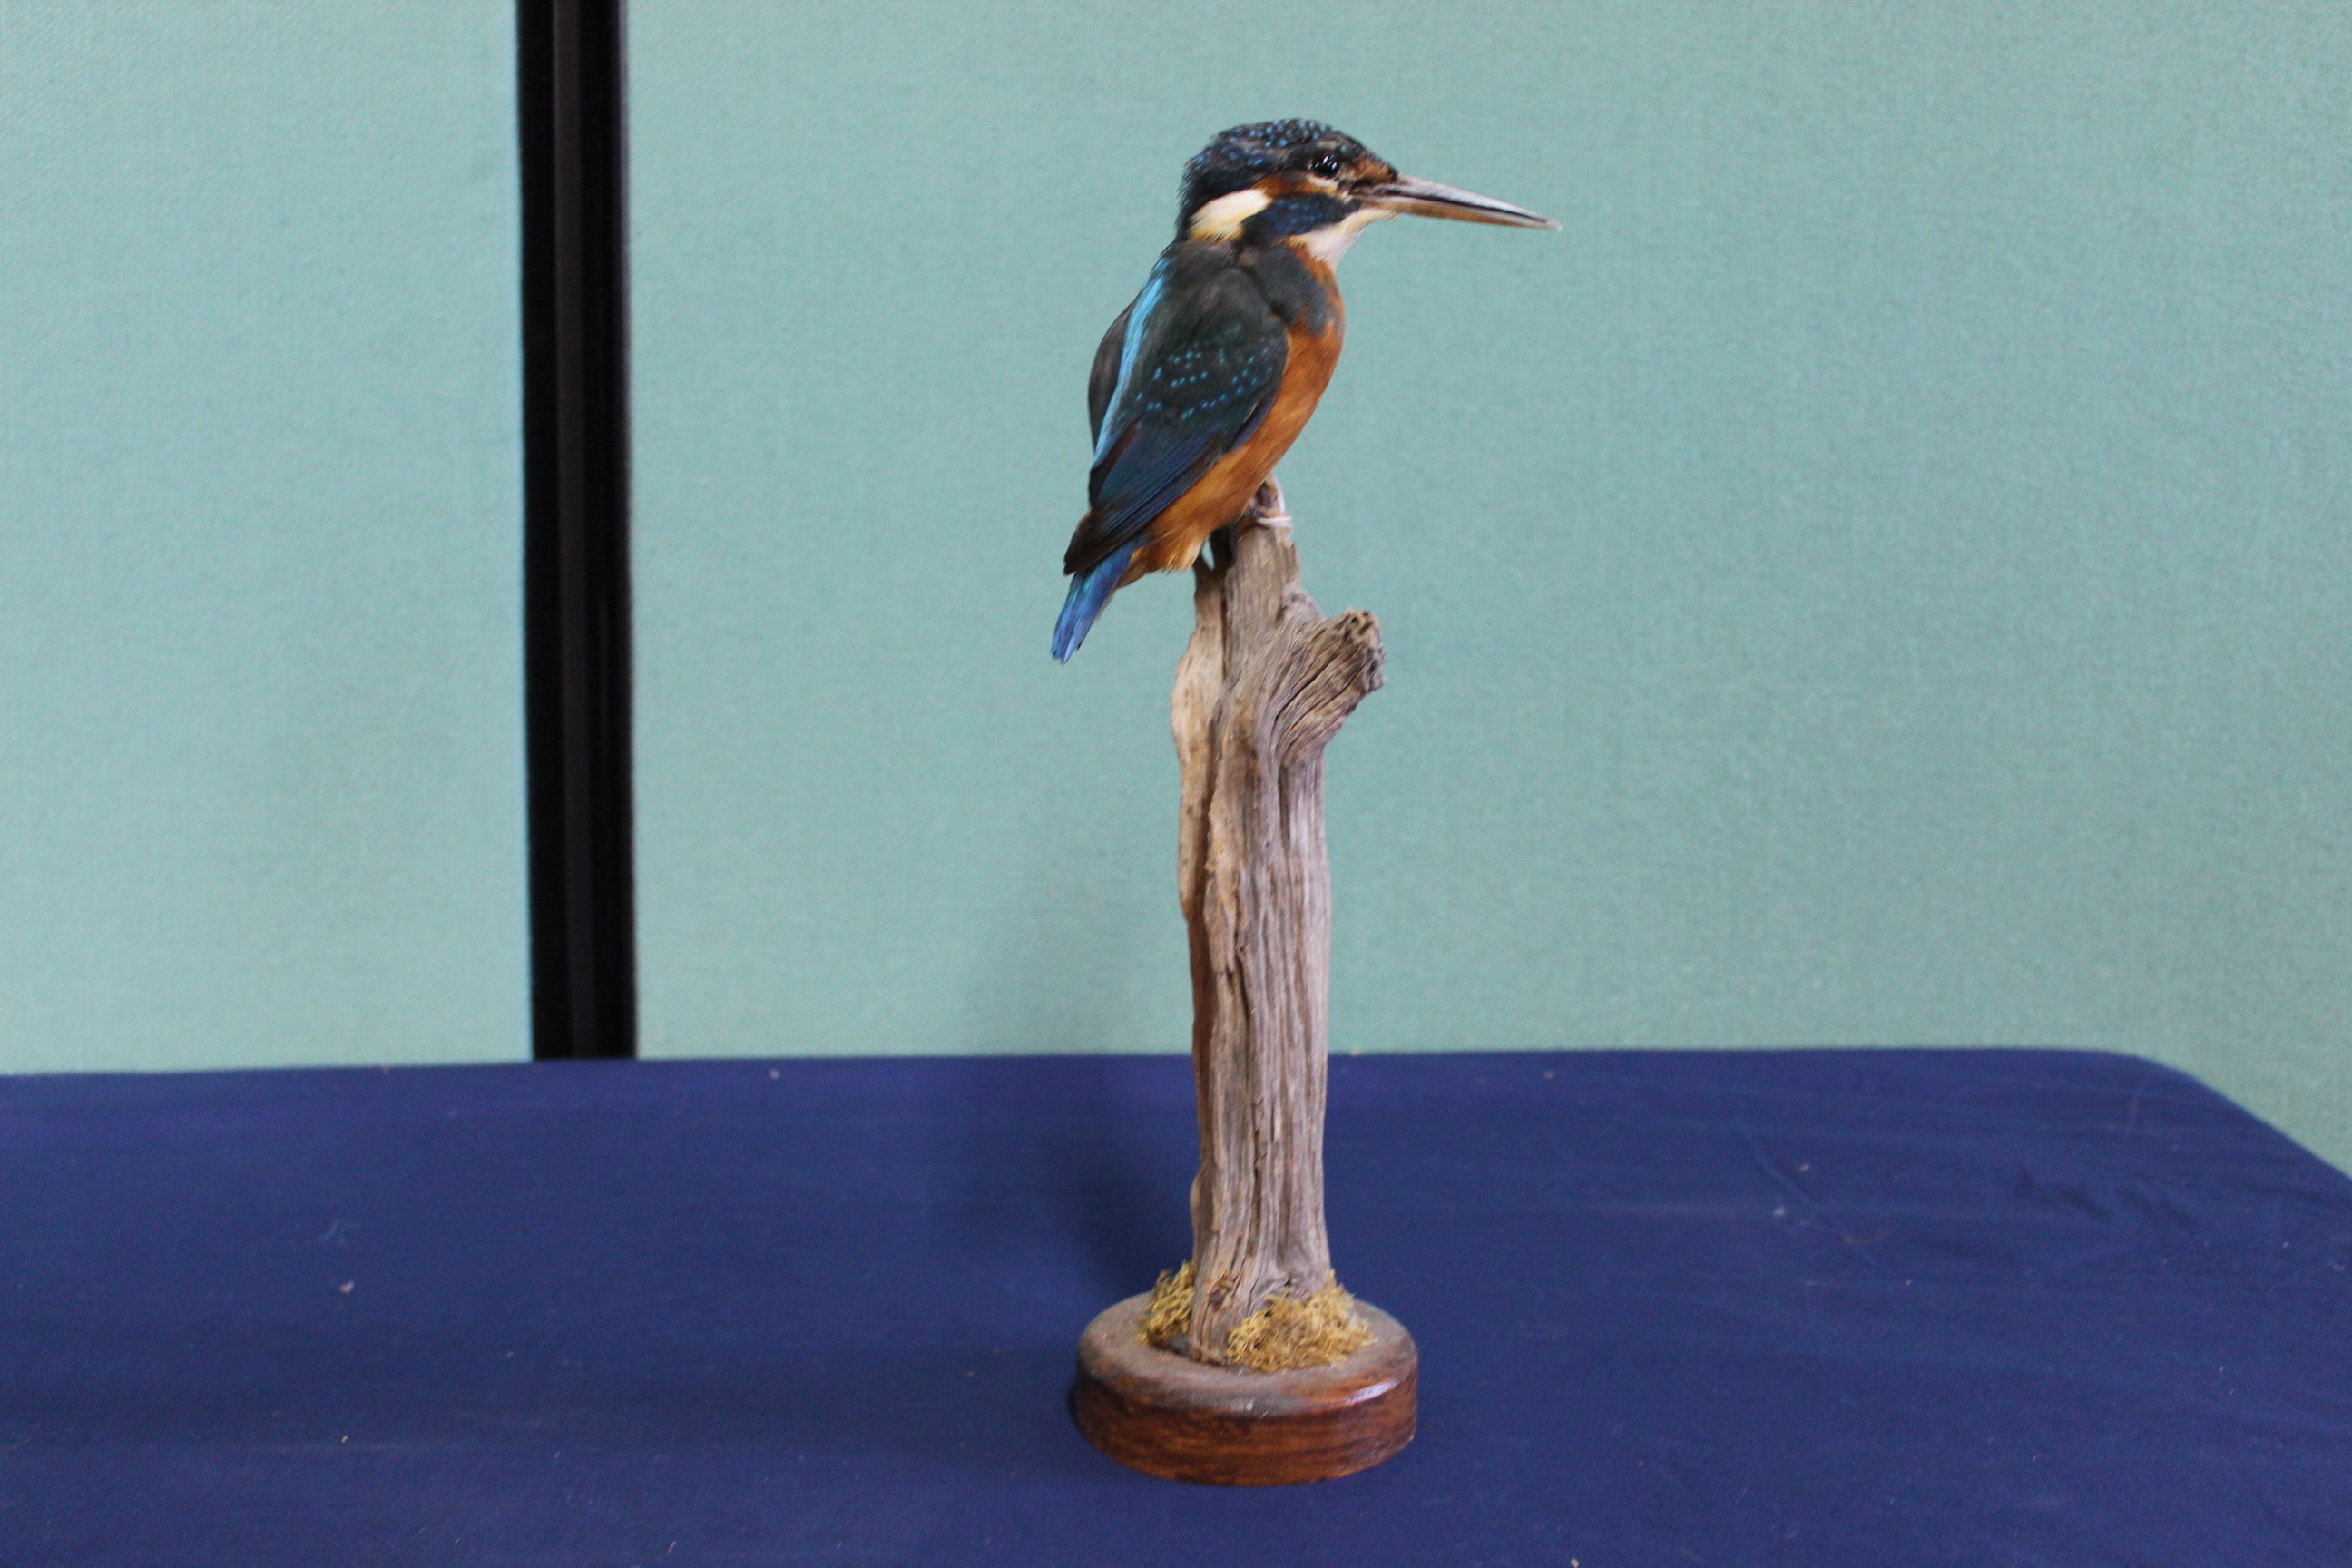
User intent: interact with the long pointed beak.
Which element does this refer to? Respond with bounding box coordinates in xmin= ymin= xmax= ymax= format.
xmin=1361 ymin=172 xmax=1558 ymax=230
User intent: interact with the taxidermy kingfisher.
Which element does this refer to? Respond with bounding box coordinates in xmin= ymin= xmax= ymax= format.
xmin=1052 ymin=120 xmax=1555 ymax=661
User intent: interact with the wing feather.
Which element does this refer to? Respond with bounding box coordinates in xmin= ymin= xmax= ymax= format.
xmin=1087 ymin=302 xmax=1130 ymax=446
xmin=1063 ymin=246 xmax=1288 ymax=578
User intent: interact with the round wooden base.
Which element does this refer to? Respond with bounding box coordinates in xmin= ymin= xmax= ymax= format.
xmin=1072 ymin=1293 xmax=1417 ymax=1485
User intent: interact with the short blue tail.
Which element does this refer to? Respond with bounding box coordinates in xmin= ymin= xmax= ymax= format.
xmin=1052 ymin=544 xmax=1136 ymax=662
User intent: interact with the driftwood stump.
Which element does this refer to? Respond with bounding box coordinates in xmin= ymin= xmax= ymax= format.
xmin=1073 ymin=482 xmax=1416 ymax=1485
xmin=1172 ymin=485 xmax=1384 ymax=1357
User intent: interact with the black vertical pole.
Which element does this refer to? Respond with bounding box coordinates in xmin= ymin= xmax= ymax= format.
xmin=518 ymin=0 xmax=636 ymax=1059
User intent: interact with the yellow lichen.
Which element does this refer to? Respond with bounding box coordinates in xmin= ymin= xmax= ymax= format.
xmin=1223 ymin=1277 xmax=1375 ymax=1371
xmin=1137 ymin=1260 xmax=1197 ymax=1349
xmin=1136 ymin=1261 xmax=1374 ymax=1371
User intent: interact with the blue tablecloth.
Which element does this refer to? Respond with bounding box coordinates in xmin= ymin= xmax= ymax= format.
xmin=3 ymin=1049 xmax=2347 ymax=1566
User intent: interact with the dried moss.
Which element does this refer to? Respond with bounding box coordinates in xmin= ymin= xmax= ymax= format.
xmin=1138 ymin=1261 xmax=1198 ymax=1348
xmin=1223 ymin=1279 xmax=1375 ymax=1370
xmin=1136 ymin=1261 xmax=1374 ymax=1371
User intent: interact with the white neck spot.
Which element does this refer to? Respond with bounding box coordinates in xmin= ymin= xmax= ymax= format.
xmin=1187 ymin=187 xmax=1272 ymax=242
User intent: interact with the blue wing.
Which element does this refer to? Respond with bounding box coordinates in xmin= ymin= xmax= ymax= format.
xmin=1061 ymin=244 xmax=1289 ymax=582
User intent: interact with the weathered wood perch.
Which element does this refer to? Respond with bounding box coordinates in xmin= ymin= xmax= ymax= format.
xmin=1073 ymin=481 xmax=1416 ymax=1485
xmin=1171 ymin=482 xmax=1385 ymax=1360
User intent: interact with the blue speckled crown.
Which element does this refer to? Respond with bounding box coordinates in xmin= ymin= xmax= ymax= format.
xmin=1177 ymin=121 xmax=1377 ymax=231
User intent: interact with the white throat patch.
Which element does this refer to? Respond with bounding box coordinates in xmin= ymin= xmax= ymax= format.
xmin=1294 ymin=205 xmax=1390 ymax=266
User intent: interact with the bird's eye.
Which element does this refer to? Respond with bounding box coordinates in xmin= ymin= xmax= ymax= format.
xmin=1309 ymin=152 xmax=1344 ymax=180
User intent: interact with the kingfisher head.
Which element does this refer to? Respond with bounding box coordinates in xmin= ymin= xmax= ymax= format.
xmin=1177 ymin=119 xmax=1556 ymax=264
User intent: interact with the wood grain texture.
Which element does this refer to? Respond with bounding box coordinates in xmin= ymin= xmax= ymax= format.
xmin=1172 ymin=485 xmax=1386 ymax=1357
xmin=1073 ymin=1292 xmax=1417 ymax=1485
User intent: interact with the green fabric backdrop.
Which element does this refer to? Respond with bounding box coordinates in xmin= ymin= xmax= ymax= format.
xmin=629 ymin=1 xmax=2352 ymax=1163
xmin=0 ymin=5 xmax=527 ymax=1071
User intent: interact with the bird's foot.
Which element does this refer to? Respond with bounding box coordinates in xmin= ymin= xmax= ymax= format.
xmin=1249 ymin=478 xmax=1293 ymax=531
